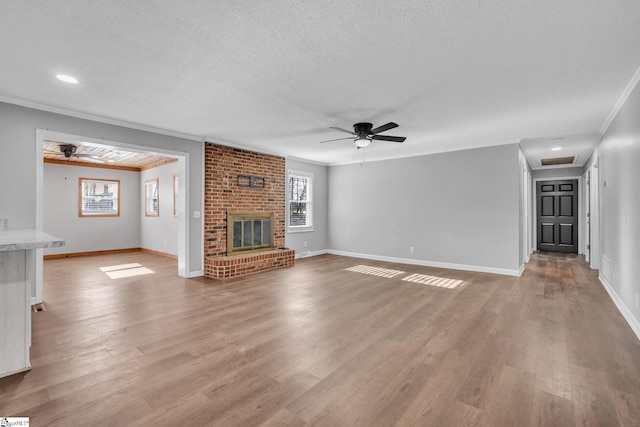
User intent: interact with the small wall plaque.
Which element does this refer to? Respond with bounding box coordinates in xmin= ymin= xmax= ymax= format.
xmin=250 ymin=176 xmax=265 ymax=188
xmin=237 ymin=175 xmax=265 ymax=188
xmin=237 ymin=175 xmax=252 ymax=187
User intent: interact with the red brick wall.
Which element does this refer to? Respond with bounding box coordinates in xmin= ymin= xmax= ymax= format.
xmin=204 ymin=143 xmax=287 ymax=277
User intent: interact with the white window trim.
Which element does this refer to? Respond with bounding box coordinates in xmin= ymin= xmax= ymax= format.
xmin=287 ymin=169 xmax=314 ymax=233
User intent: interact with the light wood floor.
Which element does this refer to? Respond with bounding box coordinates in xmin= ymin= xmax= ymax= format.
xmin=1 ymin=252 xmax=639 ymax=426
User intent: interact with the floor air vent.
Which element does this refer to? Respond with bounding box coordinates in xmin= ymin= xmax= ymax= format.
xmin=32 ymin=303 xmax=46 ymax=312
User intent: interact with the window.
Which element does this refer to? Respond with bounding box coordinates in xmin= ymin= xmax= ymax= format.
xmin=79 ymin=178 xmax=120 ymax=217
xmin=287 ymin=170 xmax=313 ymax=232
xmin=172 ymin=173 xmax=179 ymax=217
xmin=144 ymin=178 xmax=159 ymax=217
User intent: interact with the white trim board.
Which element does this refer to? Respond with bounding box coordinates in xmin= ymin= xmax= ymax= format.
xmin=327 ymin=250 xmax=523 ymax=277
xmin=295 ymin=250 xmax=329 ymax=259
xmin=599 ymin=274 xmax=640 ymax=341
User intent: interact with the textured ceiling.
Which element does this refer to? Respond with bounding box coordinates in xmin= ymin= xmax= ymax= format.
xmin=1 ymin=1 xmax=640 ymax=166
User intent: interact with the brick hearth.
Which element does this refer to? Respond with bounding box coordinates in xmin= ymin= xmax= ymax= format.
xmin=207 ymin=249 xmax=295 ymax=279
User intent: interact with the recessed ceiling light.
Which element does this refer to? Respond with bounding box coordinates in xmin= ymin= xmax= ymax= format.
xmin=56 ymin=74 xmax=78 ymax=84
xmin=551 ymin=147 xmax=563 ymax=151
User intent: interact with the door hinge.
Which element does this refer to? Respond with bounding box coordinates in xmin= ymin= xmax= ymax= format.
xmin=587 ymin=244 xmax=591 ymax=249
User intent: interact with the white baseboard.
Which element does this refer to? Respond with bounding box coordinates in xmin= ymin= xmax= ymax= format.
xmin=295 ymin=250 xmax=329 ymax=259
xmin=599 ymin=274 xmax=640 ymax=341
xmin=185 ymin=270 xmax=204 ymax=278
xmin=326 ymin=250 xmax=522 ymax=277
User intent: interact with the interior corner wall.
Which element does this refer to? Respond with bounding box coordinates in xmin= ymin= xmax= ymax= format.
xmin=518 ymin=147 xmax=532 ymax=267
xmin=140 ymin=162 xmax=180 ymax=256
xmin=0 ymin=102 xmax=203 ymax=274
xmin=327 ymin=143 xmax=522 ymax=274
xmin=284 ymin=158 xmax=329 ymax=257
xmin=584 ymin=78 xmax=640 ymax=337
xmin=43 ymin=163 xmax=140 ymax=255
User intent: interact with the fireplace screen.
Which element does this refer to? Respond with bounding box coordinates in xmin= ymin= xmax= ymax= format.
xmin=227 ymin=212 xmax=274 ymax=254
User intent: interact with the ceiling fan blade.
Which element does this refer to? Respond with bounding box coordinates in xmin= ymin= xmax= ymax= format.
xmin=369 ymin=122 xmax=398 ymax=135
xmin=371 ymin=135 xmax=406 ymax=143
xmin=319 ymin=137 xmax=355 ymax=143
xmin=74 ymin=154 xmax=105 ymax=163
xmin=329 ymin=126 xmax=356 ymax=135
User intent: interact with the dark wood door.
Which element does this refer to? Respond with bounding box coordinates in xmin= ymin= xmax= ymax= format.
xmin=537 ymin=179 xmax=578 ymax=253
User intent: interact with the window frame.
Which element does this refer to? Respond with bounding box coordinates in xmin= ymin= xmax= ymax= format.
xmin=287 ymin=169 xmax=313 ymax=233
xmin=144 ymin=178 xmax=159 ymax=217
xmin=78 ymin=177 xmax=120 ymax=217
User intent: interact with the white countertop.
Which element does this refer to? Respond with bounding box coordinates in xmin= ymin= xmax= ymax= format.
xmin=0 ymin=229 xmax=65 ymax=251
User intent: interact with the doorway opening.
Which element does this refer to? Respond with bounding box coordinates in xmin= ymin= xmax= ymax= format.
xmin=35 ymin=130 xmax=189 ymax=304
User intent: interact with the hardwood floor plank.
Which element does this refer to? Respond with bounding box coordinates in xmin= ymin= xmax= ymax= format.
xmin=0 ymin=251 xmax=639 ymax=426
xmin=531 ymin=390 xmax=575 ymax=427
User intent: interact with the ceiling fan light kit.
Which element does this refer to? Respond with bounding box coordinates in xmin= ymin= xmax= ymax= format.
xmin=320 ymin=122 xmax=406 ymax=149
xmin=355 ymin=135 xmax=371 ymax=148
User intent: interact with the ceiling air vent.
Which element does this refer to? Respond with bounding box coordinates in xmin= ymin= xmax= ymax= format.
xmin=541 ymin=156 xmax=575 ymax=166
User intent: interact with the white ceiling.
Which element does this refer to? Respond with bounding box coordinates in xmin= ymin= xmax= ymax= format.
xmin=2 ymin=1 xmax=640 ymax=166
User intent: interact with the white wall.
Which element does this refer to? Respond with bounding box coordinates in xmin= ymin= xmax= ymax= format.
xmin=585 ymin=77 xmax=640 ymax=338
xmin=0 ymin=102 xmax=203 ymax=275
xmin=285 ymin=158 xmax=328 ymax=257
xmin=43 ymin=163 xmax=140 ymax=255
xmin=140 ymin=162 xmax=180 ymax=255
xmin=327 ymin=143 xmax=522 ymax=275
xmin=518 ymin=148 xmax=532 ymax=267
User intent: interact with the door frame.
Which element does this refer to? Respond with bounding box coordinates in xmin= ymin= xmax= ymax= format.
xmin=588 ymin=161 xmax=600 ymax=270
xmin=35 ymin=129 xmax=190 ymax=304
xmin=532 ymin=175 xmax=583 ymax=254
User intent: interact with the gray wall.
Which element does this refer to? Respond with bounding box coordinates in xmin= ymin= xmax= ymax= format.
xmin=585 ymin=79 xmax=640 ymax=335
xmin=43 ymin=163 xmax=140 ymax=255
xmin=531 ymin=166 xmax=584 ymax=180
xmin=328 ymin=143 xmax=522 ymax=274
xmin=285 ymin=158 xmax=329 ymax=257
xmin=0 ymin=102 xmax=203 ymax=274
xmin=140 ymin=162 xmax=180 ymax=255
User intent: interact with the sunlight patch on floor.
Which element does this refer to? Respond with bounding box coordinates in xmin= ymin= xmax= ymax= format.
xmin=402 ymin=273 xmax=466 ymax=289
xmin=100 ymin=263 xmax=154 ymax=279
xmin=346 ymin=265 xmax=405 ymax=278
xmin=99 ymin=263 xmax=143 ymax=272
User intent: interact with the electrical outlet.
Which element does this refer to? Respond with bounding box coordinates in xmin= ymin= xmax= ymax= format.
xmin=303 ymin=241 xmax=308 ymax=248
xmin=409 ymin=246 xmax=415 ymax=254
xmin=0 ymin=218 xmax=7 ymax=230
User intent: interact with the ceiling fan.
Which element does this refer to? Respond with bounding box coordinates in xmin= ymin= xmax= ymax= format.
xmin=320 ymin=122 xmax=406 ymax=148
xmin=54 ymin=144 xmax=104 ymax=163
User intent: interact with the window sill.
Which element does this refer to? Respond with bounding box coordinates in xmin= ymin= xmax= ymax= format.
xmin=287 ymin=227 xmax=314 ymax=234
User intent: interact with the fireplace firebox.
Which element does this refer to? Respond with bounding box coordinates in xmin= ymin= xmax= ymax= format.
xmin=226 ymin=211 xmax=275 ymax=255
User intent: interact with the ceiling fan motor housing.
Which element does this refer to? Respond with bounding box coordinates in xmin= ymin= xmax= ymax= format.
xmin=59 ymin=144 xmax=77 ymax=157
xmin=353 ymin=122 xmax=373 ymax=136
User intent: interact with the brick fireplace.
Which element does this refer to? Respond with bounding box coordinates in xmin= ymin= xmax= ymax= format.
xmin=204 ymin=143 xmax=295 ymax=278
